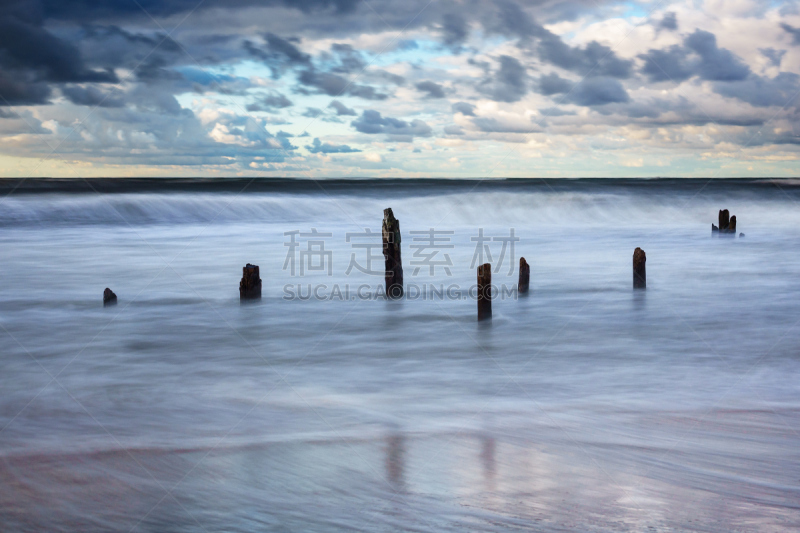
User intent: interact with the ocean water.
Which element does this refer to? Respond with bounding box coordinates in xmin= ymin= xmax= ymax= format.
xmin=1 ymin=178 xmax=799 ymax=532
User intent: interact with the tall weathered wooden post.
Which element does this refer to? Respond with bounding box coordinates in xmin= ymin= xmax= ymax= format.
xmin=477 ymin=263 xmax=492 ymax=321
xmin=633 ymin=248 xmax=646 ymax=289
xmin=518 ymin=257 xmax=530 ymax=294
xmin=382 ymin=208 xmax=404 ymax=299
xmin=239 ymin=263 xmax=262 ymax=299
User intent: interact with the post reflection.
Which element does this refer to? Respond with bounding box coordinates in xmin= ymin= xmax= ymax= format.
xmin=385 ymin=433 xmax=406 ymax=491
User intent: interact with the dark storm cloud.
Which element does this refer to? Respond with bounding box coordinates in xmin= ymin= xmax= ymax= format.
xmin=761 ymin=48 xmax=787 ymax=67
xmin=537 ymin=34 xmax=633 ymax=78
xmin=134 ymin=55 xmax=184 ymax=82
xmin=714 ymin=73 xmax=800 ymax=108
xmin=781 ymin=23 xmax=800 ymax=45
xmin=245 ymin=34 xmax=389 ymax=100
xmin=307 ymin=137 xmax=360 ymax=153
xmin=0 ymin=74 xmax=50 ymax=106
xmin=81 ymin=24 xmax=183 ymax=66
xmin=539 ymin=73 xmax=573 ymax=95
xmin=0 ymin=0 xmax=629 ymax=112
xmin=327 ymin=44 xmax=366 ymax=74
xmin=0 ymin=17 xmax=117 ymax=85
xmin=566 ymin=76 xmax=629 ymax=106
xmin=351 ymin=110 xmax=432 ymax=138
xmin=490 ymin=0 xmax=541 ymax=41
xmin=329 ymin=100 xmax=357 ymax=115
xmin=246 ymin=92 xmax=294 ymax=112
xmin=62 ymin=85 xmax=126 ymax=107
xmin=685 ymin=30 xmax=750 ymax=81
xmin=639 ymin=30 xmax=750 ymax=83
xmin=416 ymin=81 xmax=446 ymax=98
xmin=484 ymin=1 xmax=632 ymax=78
xmin=441 ymin=12 xmax=469 ymax=49
xmin=640 ymin=46 xmax=694 ymax=83
xmin=297 ymin=68 xmax=388 ymax=100
xmin=659 ymin=12 xmax=678 ymax=31
xmin=38 ymin=0 xmax=365 ymax=20
xmin=478 ymin=55 xmax=528 ymax=102
xmin=536 ymin=73 xmax=629 ymax=107
xmin=244 ymin=33 xmax=311 ymax=79
xmin=452 ymin=102 xmax=476 ymax=116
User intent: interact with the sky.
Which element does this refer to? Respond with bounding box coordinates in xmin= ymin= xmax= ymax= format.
xmin=1 ymin=0 xmax=800 ymax=178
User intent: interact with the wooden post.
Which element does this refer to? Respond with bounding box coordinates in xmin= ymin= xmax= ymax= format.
xmin=633 ymin=248 xmax=646 ymax=289
xmin=382 ymin=208 xmax=404 ymax=299
xmin=518 ymin=257 xmax=530 ymax=294
xmin=103 ymin=288 xmax=117 ymax=307
xmin=477 ymin=263 xmax=492 ymax=321
xmin=719 ymin=209 xmax=730 ymax=232
xmin=239 ymin=263 xmax=262 ymax=299
xmin=729 ymin=215 xmax=736 ymax=233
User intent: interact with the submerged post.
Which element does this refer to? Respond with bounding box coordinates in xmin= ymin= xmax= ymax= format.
xmin=103 ymin=288 xmax=117 ymax=307
xmin=382 ymin=208 xmax=404 ymax=299
xmin=477 ymin=263 xmax=492 ymax=321
xmin=518 ymin=257 xmax=530 ymax=295
xmin=239 ymin=263 xmax=262 ymax=300
xmin=729 ymin=215 xmax=737 ymax=234
xmin=633 ymin=248 xmax=646 ymax=289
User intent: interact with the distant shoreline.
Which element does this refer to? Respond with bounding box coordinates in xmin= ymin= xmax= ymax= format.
xmin=1 ymin=177 xmax=799 ymax=195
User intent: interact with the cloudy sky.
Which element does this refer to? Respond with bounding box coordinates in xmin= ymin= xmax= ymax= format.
xmin=0 ymin=0 xmax=799 ymax=178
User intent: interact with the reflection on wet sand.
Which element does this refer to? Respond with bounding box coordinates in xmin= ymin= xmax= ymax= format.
xmin=0 ymin=415 xmax=798 ymax=532
xmin=385 ymin=433 xmax=405 ymax=491
xmin=480 ymin=435 xmax=496 ymax=492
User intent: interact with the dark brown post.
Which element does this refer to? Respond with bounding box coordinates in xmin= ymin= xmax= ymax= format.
xmin=729 ymin=215 xmax=736 ymax=233
xmin=719 ymin=209 xmax=730 ymax=232
xmin=103 ymin=288 xmax=117 ymax=306
xmin=633 ymin=248 xmax=646 ymax=289
xmin=239 ymin=263 xmax=262 ymax=299
xmin=518 ymin=257 xmax=530 ymax=294
xmin=477 ymin=263 xmax=492 ymax=321
xmin=382 ymin=208 xmax=403 ymax=299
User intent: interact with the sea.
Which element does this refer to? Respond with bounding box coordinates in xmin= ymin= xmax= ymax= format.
xmin=0 ymin=178 xmax=798 ymax=532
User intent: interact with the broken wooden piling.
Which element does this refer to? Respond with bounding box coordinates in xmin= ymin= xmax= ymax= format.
xmin=239 ymin=263 xmax=262 ymax=299
xmin=382 ymin=208 xmax=404 ymax=299
xmin=717 ymin=209 xmax=737 ymax=235
xmin=518 ymin=257 xmax=530 ymax=294
xmin=719 ymin=209 xmax=730 ymax=232
xmin=633 ymin=248 xmax=646 ymax=289
xmin=103 ymin=288 xmax=117 ymax=307
xmin=477 ymin=263 xmax=492 ymax=321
